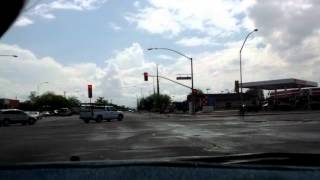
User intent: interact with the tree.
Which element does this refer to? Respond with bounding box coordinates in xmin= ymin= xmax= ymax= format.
xmin=19 ymin=100 xmax=34 ymax=111
xmin=188 ymin=89 xmax=204 ymax=96
xmin=138 ymin=94 xmax=171 ymax=112
xmin=35 ymin=92 xmax=69 ymax=111
xmin=95 ymin=97 xmax=108 ymax=105
xmin=187 ymin=89 xmax=205 ymax=112
xmin=29 ymin=91 xmax=37 ymax=103
xmin=67 ymin=96 xmax=81 ymax=107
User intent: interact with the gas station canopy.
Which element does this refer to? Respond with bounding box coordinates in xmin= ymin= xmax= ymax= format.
xmin=241 ymin=78 xmax=318 ymax=90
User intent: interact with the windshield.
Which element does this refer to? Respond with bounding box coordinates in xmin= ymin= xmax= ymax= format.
xmin=0 ymin=0 xmax=320 ymax=164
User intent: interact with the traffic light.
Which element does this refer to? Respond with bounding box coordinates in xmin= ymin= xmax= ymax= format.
xmin=88 ymin=84 xmax=93 ymax=98
xmin=235 ymin=80 xmax=239 ymax=93
xmin=144 ymin=72 xmax=148 ymax=81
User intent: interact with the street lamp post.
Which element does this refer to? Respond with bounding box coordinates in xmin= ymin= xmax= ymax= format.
xmin=239 ymin=29 xmax=258 ymax=112
xmin=147 ymin=47 xmax=195 ymax=114
xmin=37 ymin=82 xmax=49 ymax=96
xmin=0 ymin=55 xmax=18 ymax=58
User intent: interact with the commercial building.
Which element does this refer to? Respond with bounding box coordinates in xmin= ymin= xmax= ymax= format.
xmin=186 ymin=78 xmax=319 ymax=111
xmin=0 ymin=98 xmax=20 ymax=109
xmin=187 ymin=91 xmax=261 ymax=111
xmin=242 ymin=78 xmax=318 ymax=110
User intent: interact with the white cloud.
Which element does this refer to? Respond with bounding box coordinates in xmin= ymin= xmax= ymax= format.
xmin=126 ymin=0 xmax=256 ymax=37
xmin=108 ymin=22 xmax=121 ymax=31
xmin=176 ymin=36 xmax=217 ymax=47
xmin=17 ymin=0 xmax=107 ymax=26
xmin=0 ymin=43 xmax=155 ymax=107
xmin=248 ymin=0 xmax=320 ymax=63
xmin=157 ymin=54 xmax=174 ymax=60
xmin=133 ymin=1 xmax=140 ymax=8
xmin=14 ymin=16 xmax=34 ymax=27
xmin=37 ymin=0 xmax=107 ymax=11
xmin=126 ymin=7 xmax=181 ymax=36
xmin=0 ymin=43 xmax=104 ymax=103
xmin=107 ymin=43 xmax=145 ymax=70
xmin=1 ymin=34 xmax=320 ymax=107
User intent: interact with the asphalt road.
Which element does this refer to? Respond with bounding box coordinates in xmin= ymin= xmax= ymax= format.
xmin=1 ymin=112 xmax=320 ymax=163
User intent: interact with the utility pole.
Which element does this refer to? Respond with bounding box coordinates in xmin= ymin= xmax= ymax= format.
xmin=156 ymin=64 xmax=160 ymax=96
xmin=152 ymin=77 xmax=156 ymax=95
xmin=136 ymin=95 xmax=139 ymax=111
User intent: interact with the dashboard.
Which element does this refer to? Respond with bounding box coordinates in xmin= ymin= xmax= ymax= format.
xmin=1 ymin=161 xmax=320 ymax=180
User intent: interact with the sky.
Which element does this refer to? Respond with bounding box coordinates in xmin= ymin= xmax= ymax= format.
xmin=1 ymin=0 xmax=320 ymax=107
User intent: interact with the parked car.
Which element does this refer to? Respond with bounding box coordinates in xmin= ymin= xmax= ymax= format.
xmin=40 ymin=111 xmax=52 ymax=117
xmin=53 ymin=110 xmax=60 ymax=115
xmin=79 ymin=104 xmax=124 ymax=123
xmin=0 ymin=109 xmax=37 ymax=126
xmin=25 ymin=111 xmax=42 ymax=120
xmin=58 ymin=108 xmax=73 ymax=116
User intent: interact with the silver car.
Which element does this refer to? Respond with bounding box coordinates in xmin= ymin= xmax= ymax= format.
xmin=25 ymin=111 xmax=42 ymax=120
xmin=0 ymin=109 xmax=37 ymax=126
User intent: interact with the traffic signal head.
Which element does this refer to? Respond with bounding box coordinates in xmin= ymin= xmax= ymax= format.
xmin=144 ymin=72 xmax=148 ymax=81
xmin=88 ymin=84 xmax=93 ymax=98
xmin=235 ymin=80 xmax=239 ymax=93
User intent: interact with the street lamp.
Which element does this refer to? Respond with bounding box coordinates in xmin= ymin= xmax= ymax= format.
xmin=0 ymin=55 xmax=18 ymax=58
xmin=147 ymin=47 xmax=195 ymax=114
xmin=37 ymin=82 xmax=49 ymax=96
xmin=239 ymin=28 xmax=258 ymax=110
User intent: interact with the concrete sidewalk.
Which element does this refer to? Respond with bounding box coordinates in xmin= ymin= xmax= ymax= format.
xmin=164 ymin=110 xmax=320 ymax=118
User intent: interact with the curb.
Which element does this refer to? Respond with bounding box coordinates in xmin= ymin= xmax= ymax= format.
xmin=163 ymin=111 xmax=320 ymax=118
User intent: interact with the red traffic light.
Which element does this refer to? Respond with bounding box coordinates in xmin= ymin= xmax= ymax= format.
xmin=88 ymin=84 xmax=93 ymax=98
xmin=144 ymin=72 xmax=148 ymax=81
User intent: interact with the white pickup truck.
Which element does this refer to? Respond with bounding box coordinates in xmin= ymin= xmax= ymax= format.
xmin=79 ymin=105 xmax=124 ymax=123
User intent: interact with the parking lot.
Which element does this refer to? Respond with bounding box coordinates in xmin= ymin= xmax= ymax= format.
xmin=1 ymin=112 xmax=320 ymax=163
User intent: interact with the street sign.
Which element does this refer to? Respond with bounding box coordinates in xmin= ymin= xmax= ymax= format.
xmin=88 ymin=84 xmax=92 ymax=98
xmin=177 ymin=76 xmax=191 ymax=80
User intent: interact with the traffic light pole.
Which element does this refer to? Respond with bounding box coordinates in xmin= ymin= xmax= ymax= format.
xmin=147 ymin=48 xmax=195 ymax=114
xmin=148 ymin=74 xmax=192 ymax=90
xmin=190 ymin=57 xmax=195 ymax=114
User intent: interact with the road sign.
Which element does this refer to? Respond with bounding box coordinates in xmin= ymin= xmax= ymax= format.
xmin=88 ymin=84 xmax=92 ymax=98
xmin=177 ymin=76 xmax=191 ymax=80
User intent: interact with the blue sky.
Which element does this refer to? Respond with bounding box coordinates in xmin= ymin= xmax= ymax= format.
xmin=1 ymin=0 xmax=320 ymax=107
xmin=3 ymin=0 xmax=151 ymax=66
xmin=3 ymin=0 xmax=246 ymax=66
